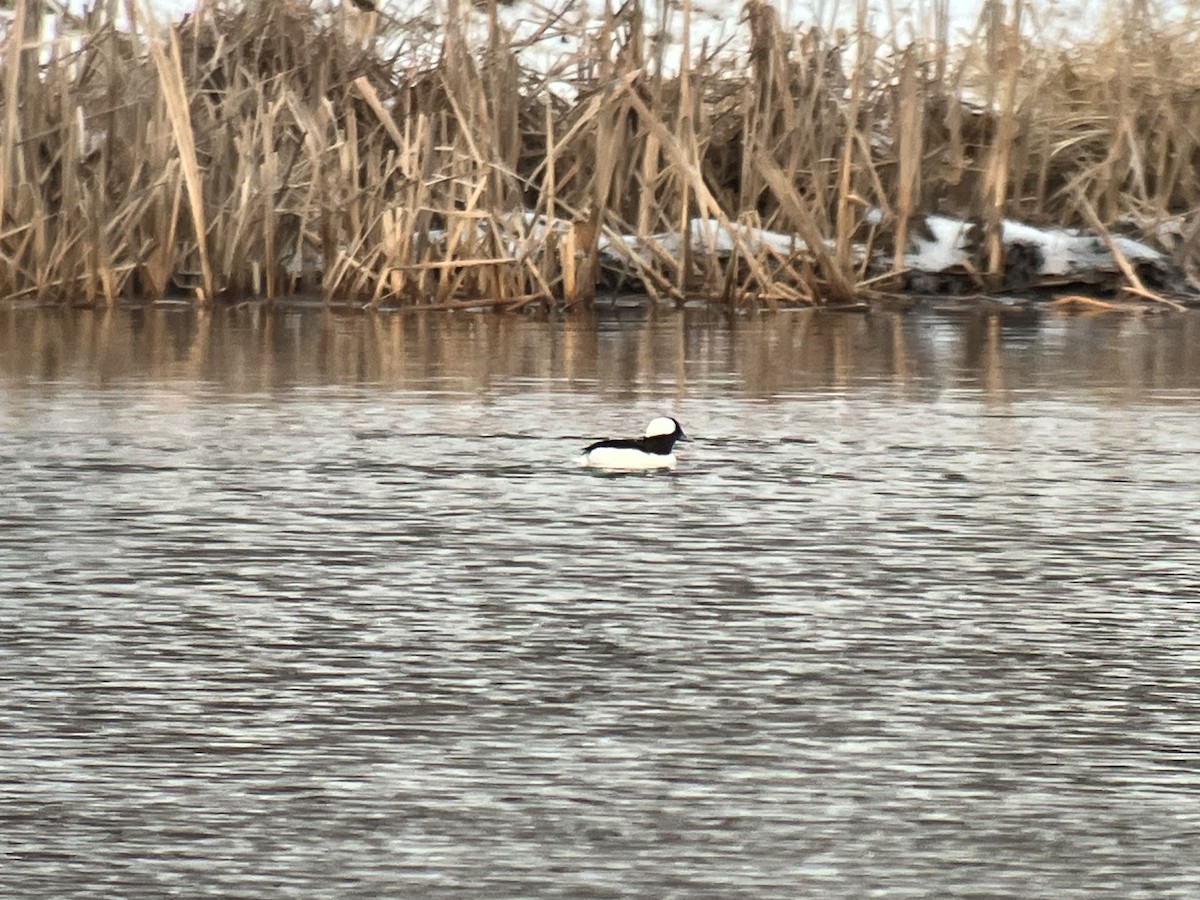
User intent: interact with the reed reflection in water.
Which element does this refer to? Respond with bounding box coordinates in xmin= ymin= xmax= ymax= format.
xmin=1 ymin=304 xmax=1199 ymax=899
xmin=4 ymin=302 xmax=1200 ymax=396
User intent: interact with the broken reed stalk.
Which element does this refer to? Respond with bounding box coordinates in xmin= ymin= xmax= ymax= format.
xmin=981 ymin=0 xmax=1023 ymax=286
xmin=1 ymin=0 xmax=1198 ymax=309
xmin=1076 ymin=193 xmax=1187 ymax=311
xmin=833 ymin=0 xmax=868 ymax=298
xmin=149 ymin=26 xmax=213 ymax=303
xmin=891 ymin=47 xmax=922 ymax=277
xmin=0 ymin=0 xmax=26 ymax=224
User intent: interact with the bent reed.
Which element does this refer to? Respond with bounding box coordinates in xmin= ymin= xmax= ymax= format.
xmin=1 ymin=0 xmax=1198 ymax=308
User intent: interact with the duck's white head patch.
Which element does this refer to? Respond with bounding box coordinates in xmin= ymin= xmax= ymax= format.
xmin=644 ymin=416 xmax=680 ymax=438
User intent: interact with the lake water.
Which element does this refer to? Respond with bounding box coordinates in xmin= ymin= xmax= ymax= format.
xmin=2 ymin=303 xmax=1199 ymax=898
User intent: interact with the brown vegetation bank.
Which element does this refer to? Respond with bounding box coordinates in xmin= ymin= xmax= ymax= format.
xmin=2 ymin=0 xmax=1199 ymax=310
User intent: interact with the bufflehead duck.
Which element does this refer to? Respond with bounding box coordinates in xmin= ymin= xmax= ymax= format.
xmin=578 ymin=416 xmax=689 ymax=470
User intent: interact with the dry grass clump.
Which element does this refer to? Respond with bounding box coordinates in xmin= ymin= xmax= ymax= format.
xmin=1 ymin=0 xmax=1199 ymax=308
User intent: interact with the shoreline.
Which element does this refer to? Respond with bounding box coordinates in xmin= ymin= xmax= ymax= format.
xmin=3 ymin=287 xmax=1194 ymax=317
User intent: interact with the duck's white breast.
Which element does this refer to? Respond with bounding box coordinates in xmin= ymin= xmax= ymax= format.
xmin=578 ymin=446 xmax=677 ymax=470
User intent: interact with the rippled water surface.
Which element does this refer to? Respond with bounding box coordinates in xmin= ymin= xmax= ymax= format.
xmin=2 ymin=304 xmax=1200 ymax=898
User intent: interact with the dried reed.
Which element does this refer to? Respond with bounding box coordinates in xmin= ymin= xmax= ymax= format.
xmin=1 ymin=0 xmax=1198 ymax=308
